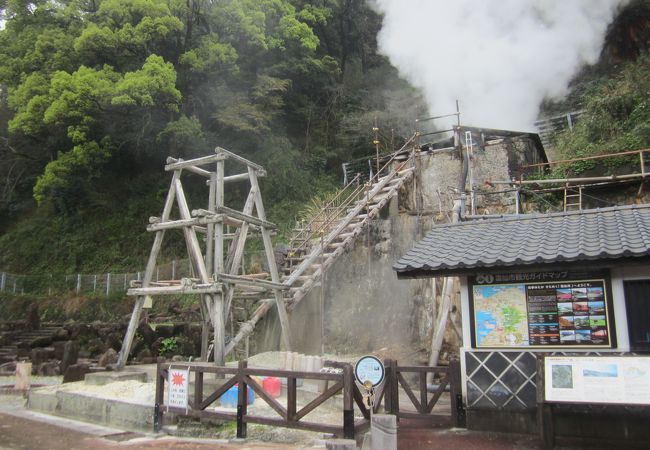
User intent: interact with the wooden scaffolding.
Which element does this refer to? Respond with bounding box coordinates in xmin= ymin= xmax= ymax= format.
xmin=116 ymin=147 xmax=292 ymax=369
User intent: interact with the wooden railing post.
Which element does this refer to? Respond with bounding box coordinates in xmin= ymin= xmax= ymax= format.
xmin=343 ymin=364 xmax=355 ymax=439
xmin=287 ymin=375 xmax=297 ymax=425
xmin=384 ymin=358 xmax=393 ymax=414
xmin=449 ymin=359 xmax=466 ymax=428
xmin=194 ymin=369 xmax=204 ymax=409
xmin=388 ymin=359 xmax=399 ymax=416
xmin=154 ymin=362 xmax=166 ymax=432
xmin=237 ymin=360 xmax=248 ymax=438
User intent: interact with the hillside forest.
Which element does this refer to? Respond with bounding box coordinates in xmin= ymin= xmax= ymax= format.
xmin=1 ymin=0 xmax=650 ymax=276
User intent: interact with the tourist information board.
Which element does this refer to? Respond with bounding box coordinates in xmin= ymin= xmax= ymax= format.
xmin=469 ymin=270 xmax=615 ymax=348
xmin=545 ymin=356 xmax=650 ymax=405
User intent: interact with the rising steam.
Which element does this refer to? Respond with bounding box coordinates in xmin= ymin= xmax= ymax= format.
xmin=373 ymin=0 xmax=625 ymax=131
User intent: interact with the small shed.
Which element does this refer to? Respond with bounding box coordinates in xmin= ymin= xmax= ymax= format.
xmin=394 ymin=204 xmax=650 ymax=436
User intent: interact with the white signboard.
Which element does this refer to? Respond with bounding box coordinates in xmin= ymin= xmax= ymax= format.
xmin=167 ymin=368 xmax=190 ymax=408
xmin=545 ymin=356 xmax=650 ymax=405
xmin=354 ymin=355 xmax=385 ymax=387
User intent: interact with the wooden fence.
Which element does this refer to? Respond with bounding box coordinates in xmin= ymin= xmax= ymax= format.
xmin=155 ymin=359 xmax=465 ymax=438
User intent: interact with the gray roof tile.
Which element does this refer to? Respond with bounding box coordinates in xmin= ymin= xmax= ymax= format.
xmin=394 ymin=204 xmax=650 ymax=276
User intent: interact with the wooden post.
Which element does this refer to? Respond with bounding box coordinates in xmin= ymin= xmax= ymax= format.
xmin=287 ymin=375 xmax=297 ymax=425
xmin=213 ymin=293 xmax=225 ymax=366
xmin=343 ymin=364 xmax=355 ymax=439
xmin=117 ymin=172 xmax=179 ymax=370
xmin=237 ymin=360 xmax=248 ymax=438
xmin=249 ymin=167 xmax=292 ymax=351
xmin=449 ymin=359 xmax=466 ymax=428
xmin=106 ymin=273 xmax=111 ymax=296
xmin=76 ymin=274 xmax=81 ymax=294
xmin=154 ymin=363 xmax=165 ymax=432
xmin=1 ymin=272 xmax=6 ymax=292
xmin=194 ymin=369 xmax=204 ymax=408
xmin=384 ymin=359 xmax=393 ymax=414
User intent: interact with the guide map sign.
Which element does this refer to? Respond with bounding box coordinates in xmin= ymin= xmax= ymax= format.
xmin=545 ymin=356 xmax=650 ymax=405
xmin=469 ymin=270 xmax=614 ymax=348
xmin=354 ymin=355 xmax=385 ymax=387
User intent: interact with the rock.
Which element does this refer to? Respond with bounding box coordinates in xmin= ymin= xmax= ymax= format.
xmin=104 ymin=332 xmax=122 ymax=351
xmin=52 ymin=341 xmax=66 ymax=359
xmin=154 ymin=324 xmax=174 ymax=338
xmin=37 ymin=361 xmax=60 ymax=376
xmin=136 ymin=348 xmax=152 ymax=362
xmin=86 ymin=338 xmax=106 ymax=357
xmin=30 ymin=347 xmax=54 ymax=366
xmin=170 ymin=355 xmax=185 ymax=362
xmin=0 ymin=361 xmax=17 ymax=375
xmin=175 ymin=336 xmax=195 ymax=356
xmin=137 ymin=322 xmax=156 ymax=346
xmin=30 ymin=336 xmax=53 ymax=348
xmin=98 ymin=348 xmax=118 ymax=367
xmin=52 ymin=327 xmax=70 ymax=341
xmin=26 ymin=303 xmax=40 ymax=331
xmin=173 ymin=322 xmax=189 ymax=336
xmin=150 ymin=337 xmax=164 ymax=357
xmin=63 ymin=363 xmax=90 ymax=383
xmin=60 ymin=341 xmax=79 ymax=374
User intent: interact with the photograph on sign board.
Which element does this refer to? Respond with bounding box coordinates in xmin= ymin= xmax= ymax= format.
xmin=589 ymin=301 xmax=605 ymax=315
xmin=559 ymin=316 xmax=575 ymax=328
xmin=573 ymin=302 xmax=589 ymax=315
xmin=587 ymin=286 xmax=604 ymax=301
xmin=556 ymin=288 xmax=572 ymax=301
xmin=574 ymin=316 xmax=590 ymax=329
xmin=572 ymin=288 xmax=588 ymax=301
xmin=583 ymin=363 xmax=618 ymax=378
xmin=557 ymin=302 xmax=573 ymax=315
xmin=560 ymin=330 xmax=576 ymax=342
xmin=551 ymin=364 xmax=574 ymax=389
xmin=590 ymin=315 xmax=606 ymax=327
xmin=575 ymin=330 xmax=591 ymax=342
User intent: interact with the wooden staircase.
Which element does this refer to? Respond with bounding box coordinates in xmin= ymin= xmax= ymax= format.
xmin=225 ymin=145 xmax=417 ymax=355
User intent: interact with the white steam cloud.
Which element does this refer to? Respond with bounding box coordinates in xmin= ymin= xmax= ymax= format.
xmin=373 ymin=0 xmax=624 ymax=131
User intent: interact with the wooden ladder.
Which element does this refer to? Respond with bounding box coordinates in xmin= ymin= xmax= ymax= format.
xmin=563 ymin=185 xmax=583 ymax=212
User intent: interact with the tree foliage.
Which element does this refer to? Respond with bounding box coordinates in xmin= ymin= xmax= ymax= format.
xmin=0 ymin=0 xmax=426 ymax=272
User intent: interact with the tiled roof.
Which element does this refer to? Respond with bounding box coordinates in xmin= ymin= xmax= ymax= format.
xmin=394 ymin=204 xmax=650 ymax=277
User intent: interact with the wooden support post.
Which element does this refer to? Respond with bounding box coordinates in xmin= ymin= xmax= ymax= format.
xmin=213 ymin=293 xmax=225 ymax=366
xmin=237 ymin=360 xmax=248 ymax=438
xmin=343 ymin=364 xmax=355 ymax=439
xmin=287 ymin=376 xmax=297 ymax=424
xmin=214 ymin=160 xmax=224 ymax=275
xmin=154 ymin=363 xmax=165 ymax=432
xmin=118 ymin=172 xmax=179 ymax=369
xmin=194 ymin=369 xmax=204 ymax=408
xmin=249 ymin=167 xmax=292 ymax=351
xmin=449 ymin=359 xmax=466 ymax=428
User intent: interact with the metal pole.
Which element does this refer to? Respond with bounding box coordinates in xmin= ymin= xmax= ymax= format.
xmin=76 ymin=274 xmax=81 ymax=294
xmin=106 ymin=273 xmax=111 ymax=296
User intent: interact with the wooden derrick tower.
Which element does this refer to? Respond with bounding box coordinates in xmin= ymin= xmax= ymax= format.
xmin=116 ymin=147 xmax=292 ymax=369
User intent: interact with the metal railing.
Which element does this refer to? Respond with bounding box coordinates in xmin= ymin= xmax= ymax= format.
xmin=288 ymin=133 xmax=417 ymax=259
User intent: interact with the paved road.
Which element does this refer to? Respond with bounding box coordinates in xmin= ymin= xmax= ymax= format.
xmin=0 ymin=394 xmax=565 ymax=450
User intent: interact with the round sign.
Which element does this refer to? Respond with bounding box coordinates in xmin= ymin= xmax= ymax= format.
xmin=354 ymin=355 xmax=385 ymax=388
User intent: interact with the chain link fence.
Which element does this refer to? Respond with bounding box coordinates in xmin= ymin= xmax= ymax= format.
xmin=0 ymin=251 xmax=268 ymax=297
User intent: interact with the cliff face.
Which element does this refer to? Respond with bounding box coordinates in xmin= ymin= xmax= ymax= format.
xmin=255 ymin=133 xmax=545 ymax=363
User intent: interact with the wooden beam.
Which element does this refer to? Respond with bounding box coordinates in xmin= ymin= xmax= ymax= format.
xmin=166 ymin=157 xmax=211 ymax=177
xmin=146 ymin=216 xmax=224 ymax=232
xmin=217 ymin=273 xmax=289 ymax=290
xmin=165 ymin=154 xmax=226 ymax=171
xmin=215 ymin=205 xmax=276 ymax=229
xmin=127 ymin=283 xmax=223 ymax=296
xmin=215 ymin=146 xmax=265 ymax=172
